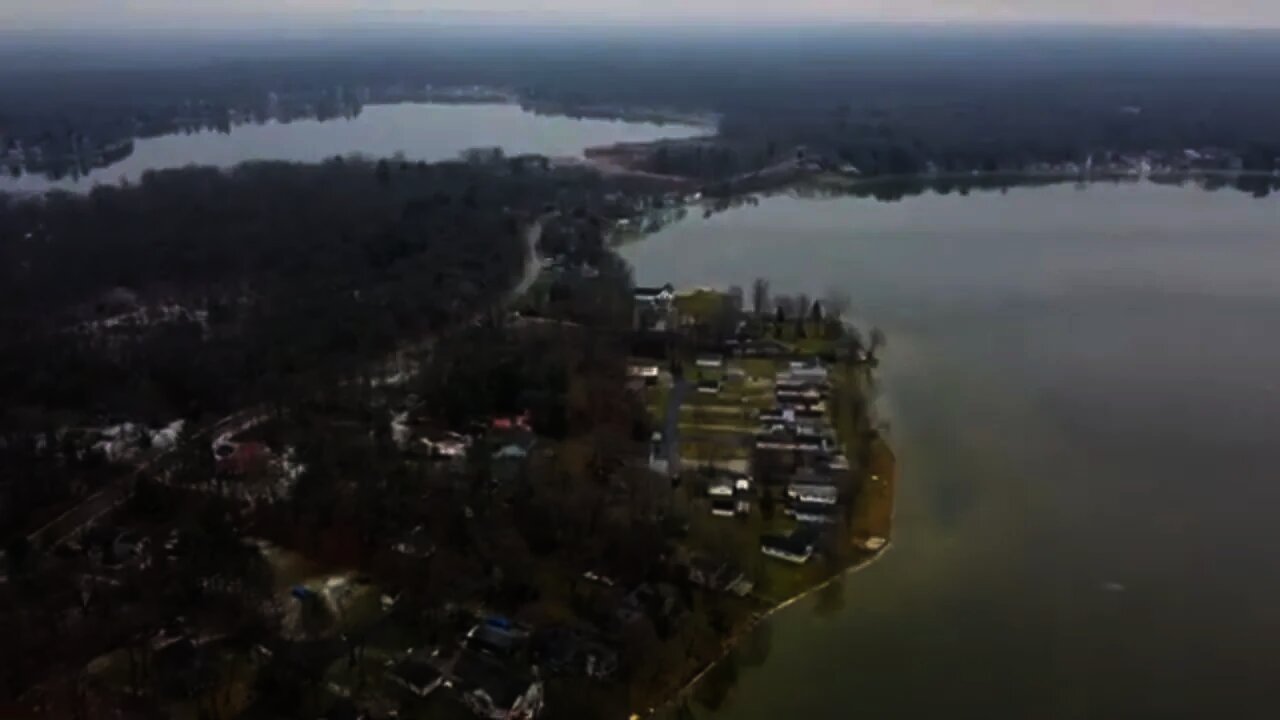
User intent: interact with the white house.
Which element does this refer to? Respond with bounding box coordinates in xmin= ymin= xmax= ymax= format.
xmin=788 ymin=484 xmax=839 ymax=505
xmin=761 ymin=534 xmax=814 ymax=564
xmin=634 ymin=284 xmax=675 ymax=306
xmin=708 ymin=480 xmax=735 ymax=498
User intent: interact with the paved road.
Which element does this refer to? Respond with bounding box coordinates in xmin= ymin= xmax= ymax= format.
xmin=664 ymin=376 xmax=688 ymax=474
xmin=27 ymin=408 xmax=266 ymax=549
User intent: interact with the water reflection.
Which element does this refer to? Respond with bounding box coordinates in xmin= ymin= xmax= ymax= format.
xmin=693 ymin=173 xmax=1280 ymax=224
xmin=812 ymin=578 xmax=845 ymax=618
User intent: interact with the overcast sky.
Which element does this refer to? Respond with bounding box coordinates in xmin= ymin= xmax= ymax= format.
xmin=4 ymin=0 xmax=1279 ymax=31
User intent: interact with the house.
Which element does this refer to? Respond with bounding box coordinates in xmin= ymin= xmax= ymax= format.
xmin=776 ymin=390 xmax=822 ymax=407
xmin=634 ymin=284 xmax=675 ymax=306
xmin=710 ymin=498 xmax=749 ymax=517
xmin=391 ymin=525 xmax=436 ymax=559
xmin=697 ymin=380 xmax=722 ymax=395
xmin=627 ymin=364 xmax=661 ymax=385
xmin=465 ymin=618 xmax=531 ymax=661
xmin=775 ymin=377 xmax=825 ymax=392
xmin=491 ymin=412 xmax=532 ymax=432
xmin=419 ymin=432 xmax=471 ymax=459
xmin=784 ymin=362 xmax=829 ymax=382
xmin=535 ymin=626 xmax=619 ymax=680
xmin=108 ymin=532 xmax=147 ymax=567
xmin=451 ymin=649 xmax=544 ymax=720
xmin=760 ymin=407 xmax=824 ymax=425
xmin=214 ymin=441 xmax=271 ymax=477
xmin=825 ymin=453 xmax=851 ymax=472
xmin=796 ymin=432 xmax=831 ymax=452
xmin=634 ymin=284 xmax=677 ymax=331
xmin=493 ymin=443 xmax=531 ymax=461
xmin=390 ymin=652 xmax=445 ymax=698
xmin=688 ymin=557 xmax=755 ymax=596
xmin=711 ymin=499 xmax=737 ymax=517
xmin=324 ymin=699 xmax=365 ymax=720
xmin=648 ymin=432 xmax=670 ymax=476
xmin=707 ymin=479 xmax=735 ymax=498
xmin=695 ymin=355 xmax=725 ymax=370
xmin=761 ymin=533 xmax=815 ymax=564
xmin=787 ymin=502 xmax=838 ymax=525
xmin=788 ymin=482 xmax=839 ymax=505
xmin=150 ymin=419 xmax=185 ymax=452
xmin=94 ymin=422 xmax=146 ymax=464
xmin=619 ymin=583 xmax=685 ymax=627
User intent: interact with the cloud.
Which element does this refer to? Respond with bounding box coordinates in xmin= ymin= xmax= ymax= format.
xmin=4 ymin=0 xmax=1279 ymax=30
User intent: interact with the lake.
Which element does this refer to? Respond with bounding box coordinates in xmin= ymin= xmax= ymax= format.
xmin=0 ymin=102 xmax=707 ymax=194
xmin=622 ymin=182 xmax=1280 ymax=719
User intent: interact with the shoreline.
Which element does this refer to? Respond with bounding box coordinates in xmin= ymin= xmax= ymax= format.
xmin=649 ymin=540 xmax=895 ymax=718
xmin=642 ymin=432 xmax=899 ymax=718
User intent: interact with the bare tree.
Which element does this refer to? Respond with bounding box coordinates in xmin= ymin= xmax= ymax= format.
xmin=822 ymin=288 xmax=852 ymax=323
xmin=869 ymin=327 xmax=887 ymax=356
xmin=751 ymin=278 xmax=771 ymax=316
xmin=726 ymin=285 xmax=745 ymax=314
xmin=774 ymin=296 xmax=796 ymax=321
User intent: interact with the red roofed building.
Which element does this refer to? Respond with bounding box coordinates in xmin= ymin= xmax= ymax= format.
xmin=491 ymin=412 xmax=532 ymax=432
xmin=214 ymin=441 xmax=271 ymax=477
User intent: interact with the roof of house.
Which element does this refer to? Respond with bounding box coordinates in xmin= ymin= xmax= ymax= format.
xmin=491 ymin=412 xmax=531 ymax=431
xmin=761 ymin=533 xmax=814 ymax=556
xmin=790 ymin=501 xmax=838 ymax=515
xmin=324 ymin=699 xmax=361 ymax=720
xmin=466 ymin=622 xmax=526 ymax=659
xmin=790 ymin=468 xmax=836 ymax=486
xmin=216 ymin=441 xmax=270 ymax=475
xmin=634 ymin=284 xmax=674 ymax=298
xmin=707 ymin=480 xmax=735 ymax=496
xmin=452 ymin=650 xmax=534 ymax=711
xmin=791 ymin=483 xmax=840 ymax=498
xmin=392 ymin=657 xmax=443 ymax=689
xmin=710 ymin=498 xmax=739 ymax=513
xmin=493 ymin=443 xmax=530 ymax=460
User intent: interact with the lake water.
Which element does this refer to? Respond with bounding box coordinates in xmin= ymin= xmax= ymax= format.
xmin=622 ymin=182 xmax=1280 ymax=719
xmin=0 ymin=102 xmax=707 ymax=194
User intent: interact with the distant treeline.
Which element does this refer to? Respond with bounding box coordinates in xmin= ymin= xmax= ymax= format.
xmin=4 ymin=29 xmax=1280 ymax=177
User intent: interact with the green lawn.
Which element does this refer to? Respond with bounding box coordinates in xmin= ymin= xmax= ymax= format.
xmin=644 ymin=380 xmax=672 ymax=426
xmin=674 ymin=289 xmax=731 ymax=324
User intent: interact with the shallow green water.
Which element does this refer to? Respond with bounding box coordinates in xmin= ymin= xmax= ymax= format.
xmin=622 ymin=182 xmax=1280 ymax=719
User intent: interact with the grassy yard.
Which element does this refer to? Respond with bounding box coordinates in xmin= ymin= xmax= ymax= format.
xmin=680 ymin=439 xmax=752 ymax=464
xmin=850 ymin=435 xmax=896 ymax=545
xmin=674 ymin=289 xmax=732 ymax=324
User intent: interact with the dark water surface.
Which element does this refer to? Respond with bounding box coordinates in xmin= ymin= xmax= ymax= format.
xmin=0 ymin=102 xmax=706 ymax=194
xmin=622 ymin=183 xmax=1280 ymax=719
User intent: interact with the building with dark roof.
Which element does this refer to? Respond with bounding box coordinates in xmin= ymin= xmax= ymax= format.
xmin=451 ymin=649 xmax=544 ymax=720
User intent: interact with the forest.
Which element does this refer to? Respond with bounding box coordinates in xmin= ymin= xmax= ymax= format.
xmin=5 ymin=27 xmax=1280 ymax=180
xmin=0 ymin=156 xmax=671 ymax=543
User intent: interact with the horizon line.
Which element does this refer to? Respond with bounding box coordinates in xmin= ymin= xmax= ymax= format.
xmin=3 ymin=12 xmax=1280 ymax=36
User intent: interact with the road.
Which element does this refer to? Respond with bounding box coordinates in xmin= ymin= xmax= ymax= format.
xmin=27 ymin=408 xmax=266 ymax=549
xmin=663 ymin=376 xmax=688 ymax=474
